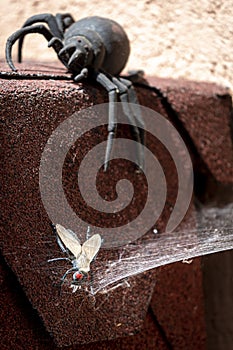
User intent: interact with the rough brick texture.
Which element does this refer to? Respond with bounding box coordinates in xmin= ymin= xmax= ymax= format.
xmin=1 ymin=61 xmax=231 ymax=348
xmin=0 ymin=63 xmax=161 ymax=346
xmin=147 ymin=77 xmax=233 ymax=184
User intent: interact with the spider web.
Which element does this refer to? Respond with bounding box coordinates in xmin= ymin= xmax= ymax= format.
xmin=89 ymin=202 xmax=233 ymax=295
xmin=1 ymin=203 xmax=232 ymax=297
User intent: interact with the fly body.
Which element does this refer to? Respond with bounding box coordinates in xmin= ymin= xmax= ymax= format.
xmin=48 ymin=223 xmax=102 ymax=291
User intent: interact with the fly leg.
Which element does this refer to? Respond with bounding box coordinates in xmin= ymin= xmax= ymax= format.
xmin=60 ymin=266 xmax=78 ymax=283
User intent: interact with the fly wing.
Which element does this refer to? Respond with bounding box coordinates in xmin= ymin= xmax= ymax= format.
xmin=55 ymin=224 xmax=81 ymax=258
xmin=81 ymin=234 xmax=102 ymax=263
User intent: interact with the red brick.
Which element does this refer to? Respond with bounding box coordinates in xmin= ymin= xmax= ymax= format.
xmin=0 ymin=62 xmax=175 ymax=347
xmin=2 ymin=62 xmax=228 ymax=348
xmin=147 ymin=77 xmax=233 ymax=184
xmin=0 ymin=256 xmax=169 ymax=350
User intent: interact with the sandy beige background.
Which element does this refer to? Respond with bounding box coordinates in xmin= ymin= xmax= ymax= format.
xmin=1 ymin=0 xmax=232 ymax=91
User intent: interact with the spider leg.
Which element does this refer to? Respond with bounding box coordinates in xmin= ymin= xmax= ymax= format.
xmin=93 ymin=71 xmax=118 ymax=171
xmin=6 ymin=24 xmax=54 ymax=71
xmin=17 ymin=13 xmax=71 ymax=63
xmin=112 ymin=77 xmax=144 ymax=170
xmin=124 ymin=70 xmax=146 ymax=84
xmin=47 ymin=37 xmax=70 ymax=67
xmin=55 ymin=13 xmax=75 ymax=33
xmin=119 ymin=77 xmax=145 ymax=157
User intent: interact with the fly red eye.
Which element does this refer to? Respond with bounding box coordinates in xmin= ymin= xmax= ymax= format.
xmin=74 ymin=272 xmax=83 ymax=280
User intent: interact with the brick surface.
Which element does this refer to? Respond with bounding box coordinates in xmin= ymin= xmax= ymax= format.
xmin=0 ymin=62 xmax=180 ymax=347
xmin=2 ymin=62 xmax=231 ymax=348
xmin=0 ymin=256 xmax=169 ymax=350
xmin=0 ymin=63 xmax=160 ymax=346
xmin=151 ymin=259 xmax=206 ymax=350
xmin=145 ymin=77 xmax=232 ymax=349
xmin=147 ymin=77 xmax=233 ymax=184
xmin=149 ymin=206 xmax=206 ymax=350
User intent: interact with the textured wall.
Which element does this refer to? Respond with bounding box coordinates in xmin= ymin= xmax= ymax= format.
xmin=1 ymin=0 xmax=232 ymax=90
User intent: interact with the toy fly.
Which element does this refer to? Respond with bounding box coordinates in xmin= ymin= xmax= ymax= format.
xmin=48 ymin=224 xmax=102 ymax=292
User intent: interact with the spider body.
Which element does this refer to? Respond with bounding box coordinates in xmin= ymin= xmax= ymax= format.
xmin=62 ymin=16 xmax=130 ymax=77
xmin=6 ymin=13 xmax=144 ymax=170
